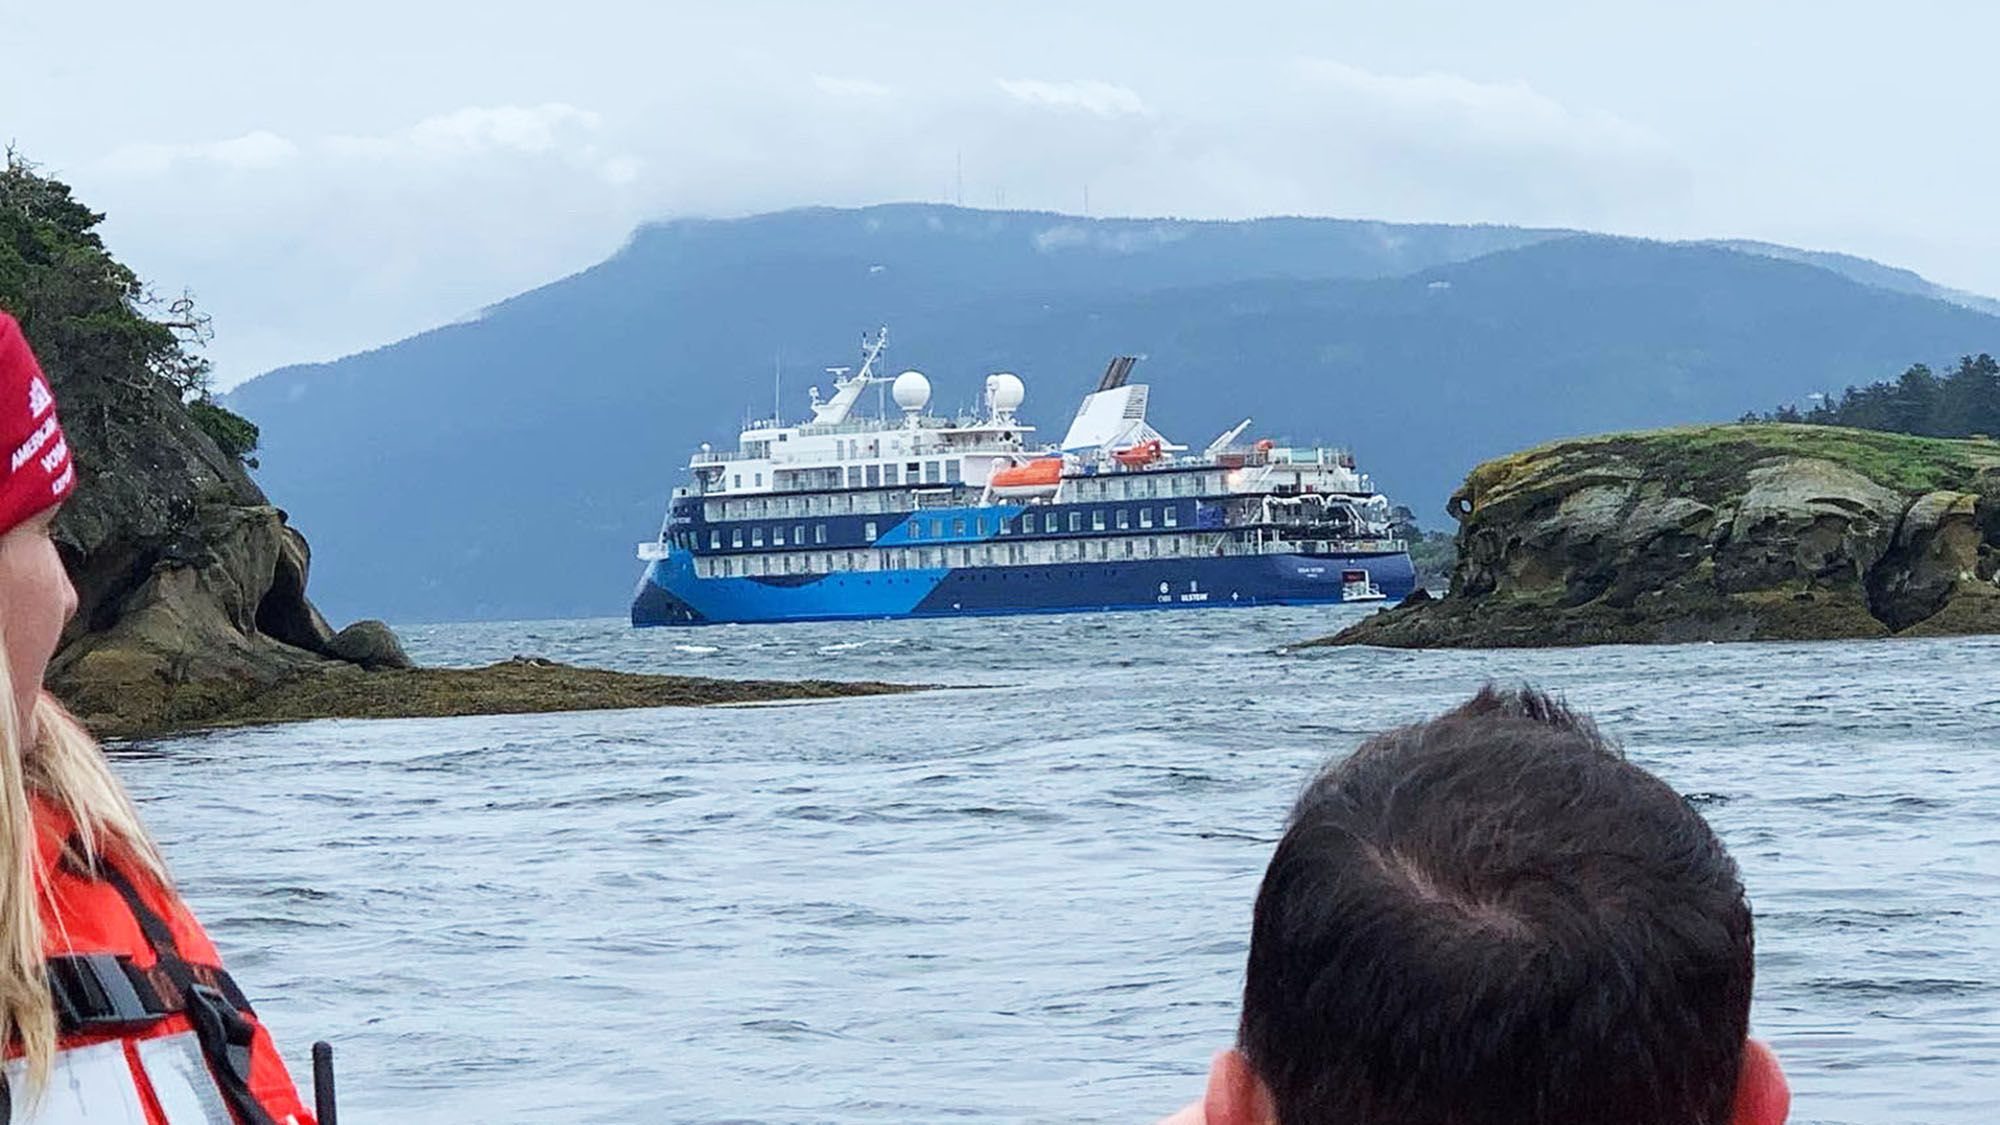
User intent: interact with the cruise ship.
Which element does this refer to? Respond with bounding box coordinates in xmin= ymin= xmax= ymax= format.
xmin=631 ymin=330 xmax=1414 ymax=626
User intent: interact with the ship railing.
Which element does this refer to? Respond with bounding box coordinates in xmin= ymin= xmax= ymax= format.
xmin=912 ymin=489 xmax=964 ymax=509
xmin=1207 ymin=536 xmax=1407 ymax=557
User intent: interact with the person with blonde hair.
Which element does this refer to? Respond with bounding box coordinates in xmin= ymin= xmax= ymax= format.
xmin=0 ymin=310 xmax=315 ymax=1123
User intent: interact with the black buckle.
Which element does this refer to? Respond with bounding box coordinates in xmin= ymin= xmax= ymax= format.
xmin=187 ymin=982 xmax=257 ymax=1082
xmin=48 ymin=953 xmax=157 ymax=1030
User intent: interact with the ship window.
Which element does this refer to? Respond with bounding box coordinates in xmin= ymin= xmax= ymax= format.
xmin=1139 ymin=507 xmax=1153 ymax=528
xmin=772 ymin=526 xmax=785 ymax=546
xmin=1045 ymin=512 xmax=1058 ymax=533
xmin=864 ymin=521 xmax=878 ymax=542
xmin=751 ymin=527 xmax=765 ymax=547
xmin=1164 ymin=506 xmax=1179 ymax=528
xmin=846 ymin=467 xmax=861 ymax=488
xmin=1117 ymin=509 xmax=1130 ymax=530
xmin=731 ymin=529 xmax=744 ymax=548
xmin=814 ymin=524 xmax=826 ymax=544
xmin=709 ymin=531 xmax=721 ymax=550
xmin=996 ymin=517 xmax=1009 ymax=536
xmin=754 ymin=473 xmax=762 ymax=487
xmin=924 ymin=461 xmax=940 ymax=484
xmin=953 ymin=518 xmax=967 ymax=536
xmin=732 ymin=474 xmax=741 ymax=489
xmin=866 ymin=465 xmax=881 ymax=487
xmin=906 ymin=462 xmax=920 ymax=477
xmin=794 ymin=524 xmax=805 ymax=545
xmin=931 ymin=518 xmax=944 ymax=538
xmin=976 ymin=517 xmax=990 ymax=535
xmin=1091 ymin=510 xmax=1106 ymax=532
xmin=945 ymin=461 xmax=961 ymax=484
xmin=1122 ymin=539 xmax=1135 ymax=558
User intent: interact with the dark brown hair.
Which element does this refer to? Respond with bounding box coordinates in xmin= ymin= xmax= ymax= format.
xmin=1238 ymin=686 xmax=1753 ymax=1124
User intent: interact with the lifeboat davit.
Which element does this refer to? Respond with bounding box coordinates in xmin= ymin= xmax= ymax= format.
xmin=1114 ymin=439 xmax=1163 ymax=467
xmin=989 ymin=457 xmax=1064 ymax=496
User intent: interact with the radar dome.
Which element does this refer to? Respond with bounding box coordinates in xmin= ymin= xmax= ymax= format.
xmin=985 ymin=372 xmax=1025 ymax=414
xmin=892 ymin=370 xmax=932 ymax=412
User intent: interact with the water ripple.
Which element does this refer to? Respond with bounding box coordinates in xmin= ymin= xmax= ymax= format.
xmin=117 ymin=609 xmax=2000 ymax=1124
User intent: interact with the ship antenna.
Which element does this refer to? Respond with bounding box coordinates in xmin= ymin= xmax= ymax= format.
xmin=773 ymin=350 xmax=782 ymax=425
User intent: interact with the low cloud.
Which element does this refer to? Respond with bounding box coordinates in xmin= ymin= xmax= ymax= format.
xmin=813 ymin=75 xmax=894 ymax=99
xmin=325 ymin=103 xmax=607 ymax=162
xmin=997 ymin=79 xmax=1151 ymax=118
xmin=71 ymin=65 xmax=1693 ymax=388
xmin=103 ymin=130 xmax=301 ymax=175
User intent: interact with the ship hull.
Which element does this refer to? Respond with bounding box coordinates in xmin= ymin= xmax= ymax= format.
xmin=631 ymin=549 xmax=1416 ymax=626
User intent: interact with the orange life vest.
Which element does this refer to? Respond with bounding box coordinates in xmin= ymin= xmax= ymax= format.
xmin=6 ymin=794 xmax=316 ymax=1125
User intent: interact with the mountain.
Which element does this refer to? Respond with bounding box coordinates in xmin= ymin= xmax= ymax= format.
xmin=224 ymin=205 xmax=2000 ymax=624
xmin=1705 ymin=240 xmax=2000 ymax=317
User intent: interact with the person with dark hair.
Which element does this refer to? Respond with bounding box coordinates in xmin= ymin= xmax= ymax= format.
xmin=1156 ymin=686 xmax=1789 ymax=1125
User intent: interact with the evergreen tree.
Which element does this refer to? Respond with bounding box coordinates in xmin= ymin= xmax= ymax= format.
xmin=1750 ymin=354 xmax=1999 ymax=439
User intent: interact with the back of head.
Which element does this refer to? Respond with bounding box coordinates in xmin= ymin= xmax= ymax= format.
xmin=1239 ymin=687 xmax=1752 ymax=1125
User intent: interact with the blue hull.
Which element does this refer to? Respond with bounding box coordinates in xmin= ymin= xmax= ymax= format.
xmin=631 ymin=549 xmax=1416 ymax=626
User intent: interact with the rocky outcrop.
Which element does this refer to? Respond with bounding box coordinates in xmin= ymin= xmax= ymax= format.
xmin=39 ymin=350 xmax=362 ymax=733
xmin=1319 ymin=424 xmax=2000 ymax=648
xmin=326 ymin=620 xmax=415 ymax=670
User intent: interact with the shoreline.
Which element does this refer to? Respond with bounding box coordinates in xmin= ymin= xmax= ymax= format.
xmin=89 ymin=656 xmax=927 ymax=739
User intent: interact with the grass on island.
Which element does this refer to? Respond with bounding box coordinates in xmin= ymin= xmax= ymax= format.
xmin=1473 ymin=423 xmax=2000 ymax=502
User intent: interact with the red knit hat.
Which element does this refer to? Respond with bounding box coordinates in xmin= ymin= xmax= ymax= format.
xmin=0 ymin=312 xmax=76 ymax=536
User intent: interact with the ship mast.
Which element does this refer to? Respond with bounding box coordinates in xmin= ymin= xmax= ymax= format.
xmin=809 ymin=327 xmax=889 ymax=425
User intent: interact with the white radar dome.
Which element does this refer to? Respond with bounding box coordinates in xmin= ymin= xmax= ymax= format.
xmin=892 ymin=370 xmax=932 ymax=412
xmin=985 ymin=372 xmax=1025 ymax=413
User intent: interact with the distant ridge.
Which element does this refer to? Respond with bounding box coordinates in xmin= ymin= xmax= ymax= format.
xmin=1702 ymin=239 xmax=2000 ymax=317
xmin=226 ymin=204 xmax=1999 ymax=623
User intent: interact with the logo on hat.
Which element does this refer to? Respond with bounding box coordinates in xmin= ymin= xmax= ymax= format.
xmin=26 ymin=376 xmax=52 ymax=419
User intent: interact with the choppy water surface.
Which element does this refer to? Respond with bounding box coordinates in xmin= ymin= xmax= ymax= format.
xmin=123 ymin=609 xmax=1997 ymax=1123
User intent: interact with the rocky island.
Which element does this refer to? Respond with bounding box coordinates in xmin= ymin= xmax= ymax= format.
xmin=5 ymin=157 xmax=914 ymax=738
xmin=1318 ymin=424 xmax=2000 ymax=648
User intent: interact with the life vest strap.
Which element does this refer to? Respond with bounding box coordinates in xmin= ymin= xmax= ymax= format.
xmin=53 ymin=834 xmax=285 ymax=1125
xmin=47 ymin=952 xmax=253 ymax=1036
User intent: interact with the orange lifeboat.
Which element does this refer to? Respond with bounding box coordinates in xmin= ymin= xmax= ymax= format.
xmin=989 ymin=457 xmax=1064 ymax=495
xmin=1114 ymin=439 xmax=1163 ymax=467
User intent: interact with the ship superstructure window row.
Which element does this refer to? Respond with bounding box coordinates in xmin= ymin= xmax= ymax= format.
xmin=693 ymin=533 xmax=1249 ymax=578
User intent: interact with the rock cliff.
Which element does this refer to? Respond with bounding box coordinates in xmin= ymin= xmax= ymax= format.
xmin=1319 ymin=425 xmax=2000 ymax=648
xmin=37 ymin=331 xmax=391 ymax=732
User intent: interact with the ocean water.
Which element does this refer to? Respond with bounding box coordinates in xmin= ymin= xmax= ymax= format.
xmin=117 ymin=608 xmax=1998 ymax=1124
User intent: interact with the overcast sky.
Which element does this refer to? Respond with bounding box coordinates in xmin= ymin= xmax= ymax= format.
xmin=8 ymin=0 xmax=1997 ymax=388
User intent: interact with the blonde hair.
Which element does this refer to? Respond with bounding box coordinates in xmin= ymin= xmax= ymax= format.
xmin=0 ymin=644 xmax=166 ymax=1087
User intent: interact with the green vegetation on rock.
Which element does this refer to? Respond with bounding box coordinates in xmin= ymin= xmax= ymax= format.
xmin=1321 ymin=423 xmax=2000 ymax=648
xmin=1 ymin=152 xmax=258 ymax=467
